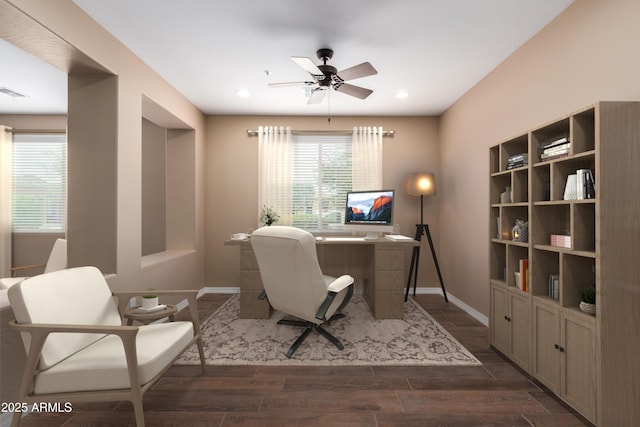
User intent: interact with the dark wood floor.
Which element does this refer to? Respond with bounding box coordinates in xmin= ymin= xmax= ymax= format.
xmin=16 ymin=294 xmax=590 ymax=426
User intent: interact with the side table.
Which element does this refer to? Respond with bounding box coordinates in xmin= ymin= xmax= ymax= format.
xmin=123 ymin=304 xmax=177 ymax=325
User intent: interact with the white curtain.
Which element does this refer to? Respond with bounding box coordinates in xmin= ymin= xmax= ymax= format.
xmin=0 ymin=126 xmax=12 ymax=276
xmin=258 ymin=126 xmax=293 ymax=226
xmin=352 ymin=126 xmax=383 ymax=190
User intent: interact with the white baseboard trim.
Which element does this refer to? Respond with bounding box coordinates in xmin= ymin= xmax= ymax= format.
xmin=413 ymin=286 xmax=488 ymax=326
xmin=201 ymin=286 xmax=488 ymax=327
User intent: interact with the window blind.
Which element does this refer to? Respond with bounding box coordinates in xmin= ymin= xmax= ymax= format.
xmin=12 ymin=133 xmax=67 ymax=232
xmin=291 ymin=134 xmax=352 ymax=231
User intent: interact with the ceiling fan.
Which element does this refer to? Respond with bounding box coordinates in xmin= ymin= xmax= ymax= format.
xmin=269 ymin=48 xmax=377 ymax=104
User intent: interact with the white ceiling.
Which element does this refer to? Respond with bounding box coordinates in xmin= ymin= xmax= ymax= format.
xmin=1 ymin=0 xmax=573 ymax=116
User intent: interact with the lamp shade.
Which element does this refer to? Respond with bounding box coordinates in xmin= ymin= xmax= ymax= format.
xmin=406 ymin=172 xmax=437 ymax=196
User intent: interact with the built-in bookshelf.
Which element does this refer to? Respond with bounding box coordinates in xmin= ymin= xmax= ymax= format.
xmin=488 ymin=102 xmax=640 ymax=426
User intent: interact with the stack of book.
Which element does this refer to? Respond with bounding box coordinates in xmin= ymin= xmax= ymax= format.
xmin=540 ymin=136 xmax=570 ymax=161
xmin=550 ymin=234 xmax=572 ymax=248
xmin=506 ymin=153 xmax=528 ymax=170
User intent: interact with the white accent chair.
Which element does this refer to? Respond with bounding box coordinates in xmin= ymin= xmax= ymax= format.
xmin=7 ymin=266 xmax=205 ymax=427
xmin=250 ymin=226 xmax=354 ymax=358
xmin=0 ymin=238 xmax=67 ymax=289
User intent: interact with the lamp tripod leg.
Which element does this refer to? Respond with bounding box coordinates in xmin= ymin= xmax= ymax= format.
xmin=405 ymin=224 xmax=423 ymax=302
xmin=424 ymin=224 xmax=448 ymax=302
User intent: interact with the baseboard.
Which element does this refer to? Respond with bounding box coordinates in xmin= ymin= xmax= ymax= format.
xmin=201 ymin=286 xmax=488 ymax=327
xmin=413 ymin=286 xmax=488 ymax=326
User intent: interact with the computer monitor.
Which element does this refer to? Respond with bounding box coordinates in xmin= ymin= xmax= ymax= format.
xmin=344 ymin=189 xmax=394 ymax=239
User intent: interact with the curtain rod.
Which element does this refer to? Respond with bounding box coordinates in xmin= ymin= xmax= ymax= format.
xmin=246 ymin=129 xmax=394 ymax=137
xmin=4 ymin=128 xmax=67 ymax=134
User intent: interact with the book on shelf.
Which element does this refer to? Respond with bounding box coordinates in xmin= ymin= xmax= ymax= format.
xmin=540 ymin=135 xmax=570 ymax=161
xmin=506 ymin=153 xmax=528 ymax=170
xmin=542 ymin=135 xmax=569 ymax=150
xmin=550 ymin=234 xmax=572 ymax=248
xmin=548 ymin=274 xmax=559 ymax=300
xmin=519 ymin=259 xmax=529 ymax=292
xmin=564 ymin=174 xmax=577 ymax=200
xmin=566 ymin=169 xmax=596 ymax=200
xmin=579 ymin=168 xmax=596 ymax=199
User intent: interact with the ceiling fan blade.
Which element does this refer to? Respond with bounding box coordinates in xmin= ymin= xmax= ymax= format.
xmin=269 ymin=81 xmax=315 ymax=88
xmin=307 ymin=88 xmax=327 ymax=104
xmin=335 ymin=83 xmax=373 ymax=99
xmin=336 ymin=62 xmax=377 ymax=81
xmin=291 ymin=57 xmax=324 ymax=78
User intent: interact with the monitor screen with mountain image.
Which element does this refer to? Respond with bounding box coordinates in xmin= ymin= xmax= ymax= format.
xmin=344 ymin=189 xmax=394 ymax=239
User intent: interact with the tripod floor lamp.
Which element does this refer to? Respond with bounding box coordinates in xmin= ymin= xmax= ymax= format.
xmin=405 ymin=172 xmax=448 ymax=302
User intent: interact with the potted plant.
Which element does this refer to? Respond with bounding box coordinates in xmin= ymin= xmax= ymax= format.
xmin=142 ymin=289 xmax=159 ymax=310
xmin=259 ymin=205 xmax=280 ymax=226
xmin=579 ymin=287 xmax=596 ymax=315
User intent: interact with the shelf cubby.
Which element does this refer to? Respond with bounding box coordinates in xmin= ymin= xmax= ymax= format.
xmin=507 ymin=244 xmax=529 ymax=290
xmin=490 ymin=241 xmax=507 ymax=283
xmin=531 ymin=204 xmax=569 ymax=247
xmin=572 ymin=202 xmax=596 ymax=252
xmin=500 ymin=205 xmax=529 ymax=242
xmin=532 ymin=163 xmax=551 ymax=202
xmin=531 ymin=248 xmax=560 ymax=302
xmin=562 ymin=254 xmax=595 ymax=311
xmin=532 ymin=118 xmax=570 ymax=162
xmin=571 ymin=107 xmax=596 ymax=154
xmin=499 ymin=134 xmax=529 ymax=172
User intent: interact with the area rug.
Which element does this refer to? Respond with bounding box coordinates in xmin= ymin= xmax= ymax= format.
xmin=175 ymin=294 xmax=481 ymax=366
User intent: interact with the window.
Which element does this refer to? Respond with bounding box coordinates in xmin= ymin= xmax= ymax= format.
xmin=291 ymin=134 xmax=352 ymax=231
xmin=12 ymin=133 xmax=67 ymax=232
xmin=258 ymin=126 xmax=383 ymax=232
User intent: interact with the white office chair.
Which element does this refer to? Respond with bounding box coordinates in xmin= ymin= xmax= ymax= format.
xmin=0 ymin=238 xmax=67 ymax=289
xmin=7 ymin=266 xmax=205 ymax=427
xmin=250 ymin=226 xmax=354 ymax=358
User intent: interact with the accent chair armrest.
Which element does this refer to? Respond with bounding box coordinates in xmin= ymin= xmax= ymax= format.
xmin=9 ymin=263 xmax=47 ymax=277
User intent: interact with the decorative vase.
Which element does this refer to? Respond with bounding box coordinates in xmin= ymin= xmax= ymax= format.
xmin=579 ymin=301 xmax=596 ymax=315
xmin=142 ymin=296 xmax=159 ymax=310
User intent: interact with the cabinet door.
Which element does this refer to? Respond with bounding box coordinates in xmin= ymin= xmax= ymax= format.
xmin=490 ymin=284 xmax=510 ymax=355
xmin=532 ymin=301 xmax=561 ymax=393
xmin=510 ymin=291 xmax=531 ymax=372
xmin=561 ymin=313 xmax=597 ymax=423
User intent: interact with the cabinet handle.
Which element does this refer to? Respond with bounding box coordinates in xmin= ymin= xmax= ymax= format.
xmin=554 ymin=344 xmax=559 ymax=349
xmin=559 ymin=346 xmax=565 ymax=352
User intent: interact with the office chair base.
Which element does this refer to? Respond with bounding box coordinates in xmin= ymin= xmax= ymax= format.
xmin=277 ymin=316 xmax=345 ymax=358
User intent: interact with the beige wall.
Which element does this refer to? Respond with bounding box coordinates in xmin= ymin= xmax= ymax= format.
xmin=0 ymin=0 xmax=207 ymax=293
xmin=205 ymin=115 xmax=441 ymax=288
xmin=438 ymin=0 xmax=640 ymax=316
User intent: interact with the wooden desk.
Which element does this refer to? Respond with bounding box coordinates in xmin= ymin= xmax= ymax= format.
xmin=225 ymin=237 xmax=417 ymax=319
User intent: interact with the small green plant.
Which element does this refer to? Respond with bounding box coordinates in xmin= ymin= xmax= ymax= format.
xmin=259 ymin=205 xmax=280 ymax=226
xmin=143 ymin=288 xmax=157 ymax=299
xmin=580 ymin=287 xmax=596 ymax=304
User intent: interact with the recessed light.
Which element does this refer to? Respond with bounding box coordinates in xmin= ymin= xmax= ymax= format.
xmin=235 ymin=89 xmax=250 ymax=98
xmin=395 ymin=90 xmax=410 ymax=99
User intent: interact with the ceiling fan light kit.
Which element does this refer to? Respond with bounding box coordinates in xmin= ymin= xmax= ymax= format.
xmin=270 ymin=48 xmax=377 ymax=105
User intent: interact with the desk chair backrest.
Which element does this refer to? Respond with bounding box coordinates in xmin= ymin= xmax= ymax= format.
xmin=250 ymin=226 xmax=328 ymax=324
xmin=8 ymin=266 xmax=121 ymax=369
